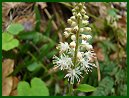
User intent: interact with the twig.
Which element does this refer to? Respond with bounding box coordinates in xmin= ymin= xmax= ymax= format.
xmin=95 ymin=58 xmax=101 ymax=82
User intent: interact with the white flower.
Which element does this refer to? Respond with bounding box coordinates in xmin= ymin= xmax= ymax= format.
xmin=84 ymin=27 xmax=92 ymax=32
xmin=77 ymin=52 xmax=83 ymax=60
xmin=53 ymin=54 xmax=73 ymax=70
xmin=80 ymin=58 xmax=96 ymax=74
xmin=70 ymin=41 xmax=76 ymax=48
xmin=83 ymin=15 xmax=89 ymax=20
xmin=81 ymin=34 xmax=92 ymax=40
xmin=64 ymin=31 xmax=69 ymax=38
xmin=81 ymin=40 xmax=93 ymax=50
xmin=82 ymin=20 xmax=89 ymax=26
xmin=83 ymin=51 xmax=95 ymax=61
xmin=64 ymin=67 xmax=83 ymax=84
xmin=71 ymin=34 xmax=76 ymax=41
xmin=68 ymin=48 xmax=75 ymax=56
xmin=57 ymin=42 xmax=69 ymax=53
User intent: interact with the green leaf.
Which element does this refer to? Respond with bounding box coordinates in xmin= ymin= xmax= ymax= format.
xmin=7 ymin=23 xmax=24 ymax=35
xmin=107 ymin=8 xmax=118 ymax=17
xmin=18 ymin=32 xmax=43 ymax=43
xmin=2 ymin=32 xmax=13 ymax=41
xmin=27 ymin=62 xmax=41 ymax=72
xmin=17 ymin=82 xmax=30 ymax=96
xmin=18 ymin=77 xmax=49 ymax=96
xmin=92 ymin=76 xmax=114 ymax=96
xmin=2 ymin=33 xmax=19 ymax=51
xmin=76 ymin=84 xmax=96 ymax=92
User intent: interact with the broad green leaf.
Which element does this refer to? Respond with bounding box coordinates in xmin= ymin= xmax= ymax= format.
xmin=2 ymin=33 xmax=19 ymax=51
xmin=7 ymin=23 xmax=24 ymax=35
xmin=2 ymin=32 xmax=13 ymax=41
xmin=27 ymin=62 xmax=41 ymax=72
xmin=18 ymin=82 xmax=30 ymax=96
xmin=30 ymin=78 xmax=49 ymax=96
xmin=18 ymin=77 xmax=49 ymax=96
xmin=76 ymin=84 xmax=96 ymax=92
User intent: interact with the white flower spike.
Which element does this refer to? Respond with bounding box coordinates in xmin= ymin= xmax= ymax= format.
xmin=53 ymin=2 xmax=97 ymax=84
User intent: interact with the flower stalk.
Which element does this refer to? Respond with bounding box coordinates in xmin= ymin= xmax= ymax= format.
xmin=73 ymin=17 xmax=80 ymax=67
xmin=69 ymin=84 xmax=73 ymax=96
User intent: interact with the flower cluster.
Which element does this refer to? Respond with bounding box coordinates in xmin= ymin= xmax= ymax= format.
xmin=53 ymin=2 xmax=96 ymax=84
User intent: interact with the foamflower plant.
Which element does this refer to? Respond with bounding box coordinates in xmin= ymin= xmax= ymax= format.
xmin=53 ymin=2 xmax=97 ymax=95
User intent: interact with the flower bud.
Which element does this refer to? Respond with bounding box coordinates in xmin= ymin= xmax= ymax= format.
xmin=81 ymin=9 xmax=86 ymax=14
xmin=70 ymin=41 xmax=76 ymax=48
xmin=80 ymin=28 xmax=84 ymax=33
xmin=84 ymin=27 xmax=91 ymax=32
xmin=78 ymin=3 xmax=82 ymax=6
xmin=83 ymin=15 xmax=89 ymax=20
xmin=83 ymin=6 xmax=86 ymax=10
xmin=64 ymin=31 xmax=69 ymax=38
xmin=71 ymin=21 xmax=77 ymax=26
xmin=65 ymin=28 xmax=72 ymax=32
xmin=77 ymin=52 xmax=83 ymax=60
xmin=72 ymin=9 xmax=76 ymax=12
xmin=77 ymin=13 xmax=82 ymax=19
xmin=86 ymin=44 xmax=93 ymax=50
xmin=86 ymin=35 xmax=92 ymax=39
xmin=82 ymin=20 xmax=89 ymax=26
xmin=67 ymin=19 xmax=72 ymax=24
xmin=75 ymin=6 xmax=79 ymax=10
xmin=70 ymin=16 xmax=76 ymax=21
xmin=73 ymin=12 xmax=76 ymax=16
xmin=71 ymin=34 xmax=76 ymax=41
xmin=82 ymin=41 xmax=93 ymax=50
xmin=81 ymin=34 xmax=92 ymax=40
xmin=81 ymin=34 xmax=87 ymax=40
xmin=73 ymin=26 xmax=79 ymax=32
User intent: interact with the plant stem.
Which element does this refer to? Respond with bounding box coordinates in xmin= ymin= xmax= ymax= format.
xmin=69 ymin=84 xmax=73 ymax=96
xmin=69 ymin=15 xmax=80 ymax=96
xmin=73 ymin=18 xmax=80 ymax=67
